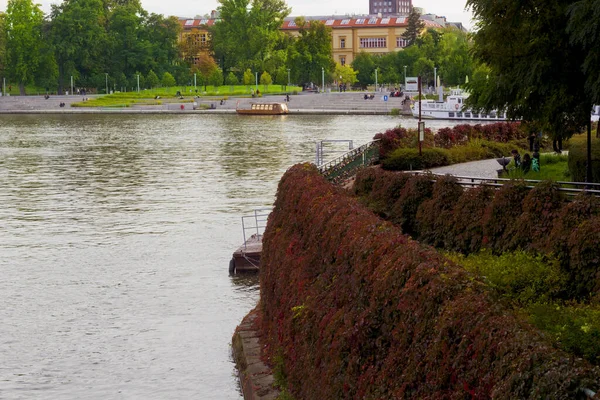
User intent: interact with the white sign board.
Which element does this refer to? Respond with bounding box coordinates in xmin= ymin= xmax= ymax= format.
xmin=405 ymin=76 xmax=419 ymax=92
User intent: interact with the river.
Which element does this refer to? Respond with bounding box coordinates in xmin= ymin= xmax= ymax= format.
xmin=0 ymin=114 xmax=464 ymax=399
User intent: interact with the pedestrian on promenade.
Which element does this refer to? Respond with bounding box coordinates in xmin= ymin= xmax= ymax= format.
xmin=532 ymin=151 xmax=540 ymax=172
xmin=522 ymin=153 xmax=532 ymax=173
xmin=511 ymin=149 xmax=521 ymax=169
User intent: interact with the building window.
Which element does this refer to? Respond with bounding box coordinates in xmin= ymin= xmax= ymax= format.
xmin=340 ymin=56 xmax=346 ymax=66
xmin=396 ymin=37 xmax=408 ymax=48
xmin=359 ymin=37 xmax=387 ymax=48
xmin=340 ymin=38 xmax=346 ymax=48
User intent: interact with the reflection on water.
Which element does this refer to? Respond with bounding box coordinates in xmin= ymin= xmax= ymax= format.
xmin=0 ymin=113 xmax=464 ymax=399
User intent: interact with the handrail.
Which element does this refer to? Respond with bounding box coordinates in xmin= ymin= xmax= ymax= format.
xmin=317 ymin=139 xmax=380 ymax=173
xmin=407 ymin=171 xmax=600 ymax=196
xmin=241 ymin=208 xmax=271 ymax=249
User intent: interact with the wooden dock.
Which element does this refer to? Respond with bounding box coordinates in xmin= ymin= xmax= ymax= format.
xmin=229 ymin=233 xmax=262 ymax=274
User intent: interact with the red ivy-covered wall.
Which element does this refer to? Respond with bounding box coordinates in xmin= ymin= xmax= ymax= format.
xmin=258 ymin=163 xmax=599 ymax=399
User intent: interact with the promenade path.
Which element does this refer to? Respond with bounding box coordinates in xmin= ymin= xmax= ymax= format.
xmin=0 ymin=90 xmax=412 ymax=115
xmin=429 ymin=158 xmax=503 ymax=179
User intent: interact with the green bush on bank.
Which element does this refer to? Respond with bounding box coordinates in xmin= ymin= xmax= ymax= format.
xmin=568 ymin=134 xmax=600 ymax=182
xmin=381 ymin=139 xmax=522 ymax=171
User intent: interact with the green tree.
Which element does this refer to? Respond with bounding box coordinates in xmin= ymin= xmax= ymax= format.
xmin=4 ymin=0 xmax=44 ymax=94
xmin=243 ymin=68 xmax=254 ymax=87
xmin=334 ymin=63 xmax=358 ymax=86
xmin=351 ymin=52 xmax=375 ymax=86
xmin=225 ymin=71 xmax=239 ymax=86
xmin=0 ymin=13 xmax=7 ymax=80
xmin=106 ymin=2 xmax=151 ymax=80
xmin=290 ymin=18 xmax=334 ymax=85
xmin=146 ymin=69 xmax=158 ymax=88
xmin=402 ymin=9 xmax=425 ymax=46
xmin=210 ymin=0 xmax=290 ymax=73
xmin=274 ymin=66 xmax=287 ymax=88
xmin=49 ymin=0 xmax=107 ymax=94
xmin=143 ymin=14 xmax=180 ymax=73
xmin=196 ymin=53 xmax=218 ymax=90
xmin=260 ymin=71 xmax=272 ymax=90
xmin=467 ymin=0 xmax=590 ymax=136
xmin=208 ymin=68 xmax=223 ymax=88
xmin=161 ymin=71 xmax=175 ymax=87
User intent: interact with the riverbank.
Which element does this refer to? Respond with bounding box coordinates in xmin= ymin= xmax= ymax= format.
xmin=0 ymin=91 xmax=413 ymax=115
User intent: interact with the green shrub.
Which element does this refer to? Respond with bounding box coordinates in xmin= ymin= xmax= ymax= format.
xmin=529 ymin=303 xmax=600 ymax=364
xmin=389 ymin=108 xmax=400 ymax=116
xmin=568 ymin=134 xmax=600 ymax=183
xmin=381 ymin=147 xmax=449 ymax=170
xmin=448 ymin=250 xmax=567 ymax=306
xmin=416 ymin=175 xmax=463 ymax=247
xmin=389 ymin=174 xmax=434 ymax=235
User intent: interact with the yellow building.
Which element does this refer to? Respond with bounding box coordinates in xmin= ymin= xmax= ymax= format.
xmin=178 ymin=15 xmax=441 ymax=66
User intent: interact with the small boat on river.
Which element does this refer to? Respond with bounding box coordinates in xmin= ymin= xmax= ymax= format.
xmin=236 ymin=102 xmax=289 ymax=115
xmin=412 ymin=88 xmax=508 ymax=121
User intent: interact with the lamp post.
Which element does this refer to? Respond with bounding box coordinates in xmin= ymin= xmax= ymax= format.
xmin=194 ymin=73 xmax=196 ymax=91
xmin=434 ymin=67 xmax=437 ymax=91
xmin=404 ymin=65 xmax=407 ymax=88
xmin=321 ymin=67 xmax=324 ymax=93
xmin=137 ymin=74 xmax=140 ymax=93
xmin=255 ymin=71 xmax=258 ymax=93
xmin=105 ymin=73 xmax=108 ymax=94
xmin=287 ymin=68 xmax=290 ymax=87
xmin=375 ymin=68 xmax=378 ymax=91
xmin=70 ymin=75 xmax=73 ymax=96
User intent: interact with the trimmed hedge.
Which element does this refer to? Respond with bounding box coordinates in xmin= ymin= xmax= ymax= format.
xmin=568 ymin=134 xmax=600 ymax=183
xmin=260 ymin=164 xmax=600 ymax=399
xmin=449 ymin=185 xmax=496 ymax=254
xmin=389 ymin=173 xmax=434 ymax=236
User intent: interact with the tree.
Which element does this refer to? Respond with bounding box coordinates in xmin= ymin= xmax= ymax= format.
xmin=143 ymin=14 xmax=180 ymax=73
xmin=401 ymin=9 xmax=425 ymax=46
xmin=4 ymin=0 xmax=44 ymax=94
xmin=146 ymin=69 xmax=158 ymax=88
xmin=351 ymin=52 xmax=375 ymax=86
xmin=260 ymin=71 xmax=272 ymax=90
xmin=208 ymin=68 xmax=223 ymax=88
xmin=161 ymin=71 xmax=175 ymax=87
xmin=210 ymin=0 xmax=290 ymax=73
xmin=334 ymin=63 xmax=358 ymax=86
xmin=225 ymin=71 xmax=239 ymax=86
xmin=49 ymin=0 xmax=107 ymax=94
xmin=196 ymin=53 xmax=218 ymax=90
xmin=467 ymin=0 xmax=592 ymax=180
xmin=290 ymin=18 xmax=334 ymax=85
xmin=0 ymin=13 xmax=7 ymax=80
xmin=243 ymin=68 xmax=254 ymax=87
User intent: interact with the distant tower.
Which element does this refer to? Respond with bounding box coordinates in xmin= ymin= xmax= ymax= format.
xmin=369 ymin=0 xmax=412 ymax=15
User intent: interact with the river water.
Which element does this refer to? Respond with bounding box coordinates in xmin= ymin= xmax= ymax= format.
xmin=0 ymin=114 xmax=463 ymax=399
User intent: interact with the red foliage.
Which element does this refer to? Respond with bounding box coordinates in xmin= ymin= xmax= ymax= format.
xmin=449 ymin=185 xmax=496 ymax=254
xmin=259 ymin=164 xmax=600 ymax=399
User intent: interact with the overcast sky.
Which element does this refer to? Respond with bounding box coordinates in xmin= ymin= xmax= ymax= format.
xmin=0 ymin=0 xmax=475 ymax=30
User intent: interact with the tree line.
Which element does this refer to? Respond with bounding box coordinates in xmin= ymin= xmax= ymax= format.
xmin=0 ymin=0 xmax=475 ymax=95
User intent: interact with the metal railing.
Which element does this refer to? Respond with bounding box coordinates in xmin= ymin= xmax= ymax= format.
xmin=318 ymin=140 xmax=380 ymax=184
xmin=241 ymin=208 xmax=271 ymax=249
xmin=409 ymin=171 xmax=600 ymax=196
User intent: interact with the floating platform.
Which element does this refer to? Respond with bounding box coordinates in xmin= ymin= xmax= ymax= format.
xmin=229 ymin=234 xmax=262 ymax=274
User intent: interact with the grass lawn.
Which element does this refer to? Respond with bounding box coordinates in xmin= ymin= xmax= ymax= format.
xmin=70 ymin=84 xmax=302 ymax=107
xmin=502 ymin=153 xmax=570 ymax=181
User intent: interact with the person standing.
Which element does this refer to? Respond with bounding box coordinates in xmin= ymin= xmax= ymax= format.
xmin=522 ymin=153 xmax=532 ymax=173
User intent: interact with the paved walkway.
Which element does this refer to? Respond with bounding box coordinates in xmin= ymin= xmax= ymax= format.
xmin=429 ymin=158 xmax=504 ymax=179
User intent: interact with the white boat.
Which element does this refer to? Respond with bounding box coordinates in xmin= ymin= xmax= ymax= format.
xmin=592 ymin=105 xmax=599 ymax=122
xmin=411 ymin=88 xmax=508 ymax=121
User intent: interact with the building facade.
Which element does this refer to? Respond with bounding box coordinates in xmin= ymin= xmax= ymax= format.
xmin=179 ymin=14 xmax=441 ymax=67
xmin=369 ymin=0 xmax=412 ymax=16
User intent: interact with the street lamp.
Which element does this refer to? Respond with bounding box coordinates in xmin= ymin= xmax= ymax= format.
xmin=404 ymin=65 xmax=407 ymax=88
xmin=105 ymin=73 xmax=108 ymax=95
xmin=375 ymin=68 xmax=378 ymax=91
xmin=137 ymin=74 xmax=140 ymax=93
xmin=434 ymin=67 xmax=437 ymax=91
xmin=255 ymin=71 xmax=258 ymax=93
xmin=287 ymin=68 xmax=290 ymax=87
xmin=321 ymin=67 xmax=324 ymax=93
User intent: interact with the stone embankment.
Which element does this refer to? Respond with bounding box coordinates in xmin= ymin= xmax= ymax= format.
xmin=0 ymin=91 xmax=413 ymax=115
xmin=231 ymin=310 xmax=280 ymax=400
